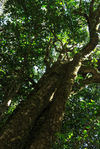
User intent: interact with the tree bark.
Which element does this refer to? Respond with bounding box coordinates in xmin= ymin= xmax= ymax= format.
xmin=0 ymin=40 xmax=99 ymax=149
xmin=26 ymin=61 xmax=82 ymax=149
xmin=0 ymin=62 xmax=69 ymax=149
xmin=28 ymin=80 xmax=72 ymax=149
xmin=0 ymin=60 xmax=81 ymax=149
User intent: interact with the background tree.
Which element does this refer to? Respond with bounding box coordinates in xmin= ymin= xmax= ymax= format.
xmin=0 ymin=0 xmax=100 ymax=149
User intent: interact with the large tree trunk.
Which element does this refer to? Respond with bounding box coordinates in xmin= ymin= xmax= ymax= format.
xmin=0 ymin=60 xmax=80 ymax=149
xmin=27 ymin=61 xmax=82 ymax=149
xmin=27 ymin=79 xmax=71 ymax=149
xmin=0 ymin=34 xmax=99 ymax=148
xmin=0 ymin=38 xmax=98 ymax=148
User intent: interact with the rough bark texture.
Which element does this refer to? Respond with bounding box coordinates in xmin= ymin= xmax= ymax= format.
xmin=0 ymin=60 xmax=82 ymax=149
xmin=0 ymin=43 xmax=99 ymax=149
xmin=0 ymin=62 xmax=68 ymax=148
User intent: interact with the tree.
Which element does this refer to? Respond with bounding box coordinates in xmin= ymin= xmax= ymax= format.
xmin=0 ymin=0 xmax=100 ymax=149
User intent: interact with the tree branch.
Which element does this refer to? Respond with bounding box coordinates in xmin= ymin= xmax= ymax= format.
xmin=72 ymin=3 xmax=100 ymax=68
xmin=44 ymin=39 xmax=52 ymax=72
xmin=72 ymin=65 xmax=100 ymax=94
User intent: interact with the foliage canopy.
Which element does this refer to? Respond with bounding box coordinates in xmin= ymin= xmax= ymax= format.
xmin=0 ymin=0 xmax=100 ymax=148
